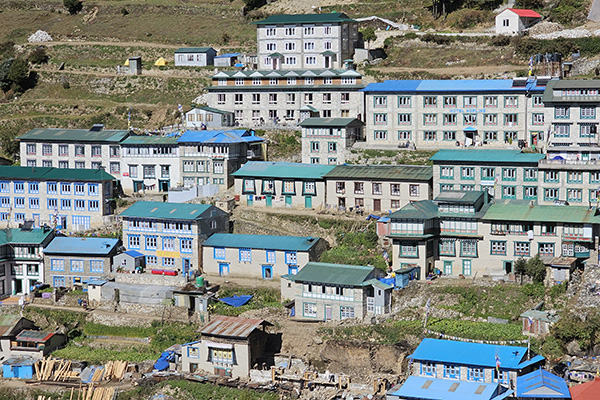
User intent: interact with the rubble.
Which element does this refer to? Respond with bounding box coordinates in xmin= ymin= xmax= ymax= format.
xmin=28 ymin=30 xmax=53 ymax=43
xmin=531 ymin=28 xmax=592 ymax=40
xmin=528 ymin=21 xmax=563 ymax=35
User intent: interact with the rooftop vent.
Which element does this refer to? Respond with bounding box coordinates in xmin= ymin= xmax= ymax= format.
xmin=90 ymin=124 xmax=104 ymax=132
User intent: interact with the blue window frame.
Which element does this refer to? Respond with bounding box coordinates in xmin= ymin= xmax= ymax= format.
xmin=493 ymin=369 xmax=509 ymax=384
xmin=47 ymin=182 xmax=57 ymax=194
xmin=128 ymin=235 xmax=140 ymax=249
xmin=285 ymin=251 xmax=297 ymax=264
xmin=420 ymin=361 xmax=436 ymax=377
xmin=74 ymin=199 xmax=85 ymax=211
xmin=61 ymin=199 xmax=71 ymax=210
xmin=14 ymin=181 xmax=24 ymax=193
xmin=0 ymin=181 xmax=8 ymax=193
xmin=88 ymin=183 xmax=99 ymax=196
xmin=266 ymin=250 xmax=276 ymax=263
xmin=214 ymin=247 xmax=225 ymax=260
xmin=146 ymin=255 xmax=157 ymax=265
xmin=288 ymin=265 xmax=298 ymax=275
xmin=443 ymin=364 xmax=460 ymax=379
xmin=0 ymin=197 xmax=9 ymax=208
xmin=29 ymin=198 xmax=40 ymax=209
xmin=60 ymin=183 xmax=71 ymax=195
xmin=47 ymin=198 xmax=57 ymax=210
xmin=163 ymin=257 xmax=175 ymax=267
xmin=180 ymin=238 xmax=193 ymax=253
xmin=51 ymin=259 xmax=64 ymax=271
xmin=90 ymin=260 xmax=104 ymax=273
xmin=14 ymin=197 xmax=25 ymax=208
xmin=261 ymin=265 xmax=273 ymax=279
xmin=74 ymin=183 xmax=85 ymax=195
xmin=14 ymin=213 xmax=25 ymax=222
xmin=52 ymin=276 xmax=65 ymax=287
xmin=467 ymin=367 xmax=484 ymax=382
xmin=70 ymin=260 xmax=84 ymax=272
xmin=28 ymin=182 xmax=39 ymax=194
xmin=162 ymin=237 xmax=175 ymax=251
xmin=88 ymin=200 xmax=99 ymax=211
xmin=239 ymin=248 xmax=251 ymax=262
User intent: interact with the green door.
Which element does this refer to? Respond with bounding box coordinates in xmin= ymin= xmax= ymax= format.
xmin=444 ymin=261 xmax=452 ymax=275
xmin=285 ymin=196 xmax=292 ymax=207
xmin=265 ymin=195 xmax=272 ymax=207
xmin=462 ymin=260 xmax=472 ymax=276
xmin=247 ymin=195 xmax=253 ymax=206
xmin=304 ymin=196 xmax=312 ymax=209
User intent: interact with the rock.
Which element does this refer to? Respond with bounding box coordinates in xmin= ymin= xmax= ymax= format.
xmin=313 ymin=336 xmax=323 ymax=345
xmin=28 ymin=30 xmax=53 ymax=43
xmin=566 ymin=340 xmax=585 ymax=357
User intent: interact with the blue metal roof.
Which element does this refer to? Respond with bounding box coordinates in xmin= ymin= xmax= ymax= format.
xmin=388 ymin=376 xmax=513 ymax=400
xmin=231 ymin=161 xmax=335 ymax=180
xmin=362 ymin=79 xmax=545 ymax=93
xmin=203 ymin=233 xmax=320 ymax=251
xmin=176 ymin=129 xmax=263 ymax=144
xmin=516 ymin=368 xmax=570 ymax=398
xmin=410 ymin=339 xmax=545 ymax=370
xmin=44 ymin=237 xmax=120 ymax=256
xmin=215 ymin=53 xmax=240 ymax=58
xmin=124 ymin=250 xmax=144 ymax=257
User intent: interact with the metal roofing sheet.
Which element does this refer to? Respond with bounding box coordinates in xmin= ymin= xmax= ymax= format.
xmin=389 ymin=200 xmax=439 ymax=220
xmin=19 ymin=128 xmax=129 ymax=143
xmin=507 ymin=8 xmax=542 ymax=18
xmin=124 ymin=250 xmax=144 ymax=257
xmin=0 ymin=166 xmax=116 ymax=181
xmin=211 ymin=69 xmax=361 ymax=78
xmin=231 ymin=161 xmax=334 ymax=180
xmin=435 ymin=190 xmax=484 ymax=203
xmin=0 ymin=315 xmax=22 ymax=336
xmin=195 ymin=106 xmax=232 ymax=115
xmin=119 ymin=201 xmax=213 ymax=220
xmin=286 ymin=262 xmax=375 ymax=286
xmin=203 ymin=233 xmax=319 ymax=251
xmin=174 ymin=47 xmax=214 ymax=53
xmin=177 ymin=129 xmax=263 ymax=144
xmin=15 ymin=330 xmax=54 ymax=342
xmin=520 ymin=310 xmax=560 ymax=323
xmin=253 ymin=12 xmax=355 ymax=25
xmin=299 ymin=117 xmax=362 ymax=127
xmin=200 ymin=315 xmax=268 ymax=338
xmin=569 ymin=377 xmax=600 ymax=399
xmin=482 ymin=201 xmax=600 ymax=223
xmin=410 ymin=338 xmax=544 ymax=369
xmin=516 ymin=368 xmax=570 ymax=398
xmin=325 ymin=164 xmax=432 ymax=181
xmin=362 ymin=79 xmax=545 ymax=93
xmin=0 ymin=228 xmax=54 ymax=246
xmin=430 ymin=149 xmax=545 ymax=164
xmin=43 ymin=237 xmax=119 ymax=255
xmin=388 ymin=376 xmax=511 ymax=400
xmin=121 ymin=135 xmax=178 ymax=145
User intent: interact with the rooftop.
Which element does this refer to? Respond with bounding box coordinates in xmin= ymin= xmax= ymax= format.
xmin=430 ymin=149 xmax=545 ymax=164
xmin=19 ymin=128 xmax=129 ymax=143
xmin=253 ymin=12 xmax=356 ymax=25
xmin=507 ymin=8 xmax=542 ymax=18
xmin=389 ymin=200 xmax=439 ymax=220
xmin=174 ymin=47 xmax=214 ymax=53
xmin=203 ymin=233 xmax=320 ymax=252
xmin=410 ymin=338 xmax=544 ymax=370
xmin=212 ymin=69 xmax=361 ymax=79
xmin=285 ymin=262 xmax=376 ymax=286
xmin=482 ymin=201 xmax=600 ymax=224
xmin=177 ymin=129 xmax=263 ymax=144
xmin=121 ymin=135 xmax=178 ymax=145
xmin=0 ymin=228 xmax=54 ymax=246
xmin=0 ymin=166 xmax=116 ymax=182
xmin=200 ymin=315 xmax=271 ymax=338
xmin=15 ymin=330 xmax=54 ymax=343
xmin=435 ymin=190 xmax=485 ymax=204
xmin=388 ymin=376 xmax=513 ymax=400
xmin=520 ymin=310 xmax=560 ymax=324
xmin=0 ymin=315 xmax=26 ymax=337
xmin=299 ymin=117 xmax=363 ymax=128
xmin=570 ymin=376 xmax=600 ymax=399
xmin=232 ymin=161 xmax=335 ymax=180
xmin=324 ymin=164 xmax=432 ymax=181
xmin=43 ymin=237 xmax=120 ymax=256
xmin=192 ymin=106 xmax=233 ymax=115
xmin=119 ymin=201 xmax=216 ymax=221
xmin=362 ymin=79 xmax=545 ymax=93
xmin=516 ymin=368 xmax=570 ymax=398
xmin=543 ymin=79 xmax=600 ymax=103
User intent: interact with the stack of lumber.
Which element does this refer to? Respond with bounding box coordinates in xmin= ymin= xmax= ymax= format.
xmin=35 ymin=358 xmax=79 ymax=381
xmin=102 ymin=361 xmax=128 ymax=381
xmin=90 ymin=367 xmax=104 ymax=382
xmin=81 ymin=385 xmax=115 ymax=400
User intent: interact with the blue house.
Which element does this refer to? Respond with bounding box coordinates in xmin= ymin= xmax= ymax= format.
xmin=516 ymin=368 xmax=571 ymax=399
xmin=387 ymin=375 xmax=513 ymax=400
xmin=410 ymin=338 xmax=545 ymax=389
xmin=2 ymin=357 xmax=35 ymax=379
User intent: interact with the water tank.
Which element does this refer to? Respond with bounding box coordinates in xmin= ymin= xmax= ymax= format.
xmin=196 ymin=276 xmax=205 ymax=287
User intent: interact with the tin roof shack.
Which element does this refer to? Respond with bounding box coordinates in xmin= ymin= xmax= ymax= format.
xmin=181 ymin=316 xmax=272 ymax=378
xmin=2 ymin=357 xmax=36 ymax=379
xmin=11 ymin=330 xmax=66 ymax=360
xmin=113 ymin=250 xmax=145 ymax=273
xmin=174 ymin=47 xmax=217 ymax=67
xmin=281 ymin=262 xmax=392 ymax=319
xmin=386 ymin=375 xmax=513 ymax=400
xmin=0 ymin=315 xmax=36 ymax=362
xmin=520 ymin=309 xmax=559 ymax=337
xmin=516 ymin=368 xmax=570 ymax=399
xmin=543 ymin=257 xmax=577 ymax=287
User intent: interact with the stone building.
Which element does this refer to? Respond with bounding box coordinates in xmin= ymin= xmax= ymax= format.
xmin=300 ymin=117 xmax=364 ymax=165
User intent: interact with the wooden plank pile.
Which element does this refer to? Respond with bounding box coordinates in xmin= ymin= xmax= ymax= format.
xmin=35 ymin=358 xmax=79 ymax=381
xmin=81 ymin=385 xmax=116 ymax=400
xmin=102 ymin=361 xmax=128 ymax=381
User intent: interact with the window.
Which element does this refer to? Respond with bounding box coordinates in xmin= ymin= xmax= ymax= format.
xmin=440 ymin=166 xmax=454 ymax=179
xmin=440 ymin=239 xmax=455 ymax=256
xmin=443 ymin=114 xmax=457 ymax=125
xmin=494 ymin=369 xmax=509 ymax=384
xmin=91 ymin=146 xmax=101 ymax=157
xmin=74 ymin=145 xmax=85 ymax=157
xmin=567 ymin=171 xmax=582 ymax=183
xmin=544 ymin=171 xmax=559 ymax=182
xmin=481 ymin=167 xmax=495 ymax=181
xmin=484 ymin=96 xmax=498 ymax=108
xmin=409 ymin=184 xmax=420 ymax=197
xmin=374 ymin=130 xmax=387 ymax=140
xmin=181 ymin=238 xmax=193 ymax=253
xmin=26 ymin=144 xmax=36 ymax=155
xmin=397 ymin=113 xmax=412 ymax=125
xmin=581 ymin=106 xmax=596 ymax=119
xmin=284 ymin=26 xmax=295 ymax=36
xmin=13 ymin=197 xmax=24 ymax=208
xmin=515 ymin=242 xmax=530 ymax=257
xmin=424 ymin=131 xmax=437 ymax=141
xmin=539 ymin=243 xmax=554 ymax=256
xmin=214 ymin=247 xmax=225 ymax=260
xmin=581 ymin=124 xmax=597 ymax=138
xmin=47 ymin=198 xmax=57 ymax=209
xmin=491 ymin=241 xmax=506 ymax=255
xmin=424 ymin=96 xmax=437 ymax=107
xmin=555 ymin=106 xmax=570 ymax=118
xmin=146 ymin=236 xmax=157 ymax=250
xmin=240 ymin=248 xmax=251 ymax=262
xmin=398 ymin=131 xmax=411 ymax=141
xmin=400 ymin=242 xmax=418 ymax=257
xmin=128 ymin=235 xmax=140 ymax=249
xmin=213 ymin=161 xmax=224 ymax=174
xmin=398 ymin=96 xmax=411 ymax=107
xmin=504 ymin=96 xmax=518 ymax=107
xmin=504 ymin=114 xmax=518 ymax=126
xmin=568 ymin=188 xmax=582 ymax=202
xmin=340 ymin=306 xmax=354 ymax=319
xmin=421 ymin=361 xmax=436 ymax=376
xmin=374 ymin=113 xmax=387 ymax=125
xmin=484 ymin=114 xmax=497 ymax=125
xmin=265 ymin=43 xmax=276 ymax=52
xmin=444 ymin=364 xmax=460 ymax=379
xmin=391 ymin=184 xmax=401 ymax=196
xmin=51 ymin=259 xmax=64 ymax=271
xmin=162 ymin=237 xmax=175 ymax=251
xmin=374 ymin=96 xmax=387 ymax=108
xmin=461 ymin=167 xmax=475 ymax=180
xmin=303 ymin=181 xmax=316 ymax=195
xmin=502 ymin=185 xmax=516 ymax=199
xmin=468 ymin=367 xmax=484 ymax=382
xmin=341 ymin=77 xmax=356 ymax=85
xmin=532 ymin=113 xmax=544 ymax=125
xmin=61 ymin=199 xmax=71 ymax=210
xmin=71 ymin=260 xmax=84 ymax=272
xmin=502 ymin=168 xmax=516 ymax=181
xmin=146 ymin=256 xmax=157 ymax=265
xmin=324 ymin=26 xmax=332 ymax=34
xmin=524 ymin=186 xmax=537 ymax=199
xmin=282 ymin=180 xmax=295 ymax=194
xmin=74 ymin=199 xmax=84 ymax=210
xmin=424 ymin=114 xmax=437 ymax=125
xmin=303 ymin=303 xmax=317 ymax=318
xmin=484 ymin=131 xmax=497 ymax=141
xmin=266 ymin=250 xmax=275 ymax=264
xmin=284 ymin=251 xmax=297 ymax=265
xmin=443 ymin=96 xmax=456 ymax=108
xmin=29 ymin=197 xmax=39 ymax=209
xmin=341 ymin=93 xmax=350 ymax=104
xmin=163 ymin=257 xmax=175 ymax=267
xmin=461 ymin=240 xmax=478 ymax=257
xmin=323 ymin=77 xmax=332 ymax=85
xmin=524 ymin=168 xmax=537 ymax=181
xmin=554 ymin=124 xmax=570 ymax=137
xmin=463 ymin=96 xmax=477 ymax=107
xmin=305 ymin=56 xmax=316 ymax=65
xmin=304 ymin=26 xmax=315 ymax=35
xmin=285 ymin=56 xmax=296 ymax=65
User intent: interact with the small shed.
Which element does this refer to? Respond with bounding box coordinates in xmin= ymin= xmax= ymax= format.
xmin=2 ymin=357 xmax=35 ymax=379
xmin=186 ymin=106 xmax=235 ymax=129
xmin=127 ymin=57 xmax=142 ymax=75
xmin=542 ymin=256 xmax=577 ymax=286
xmin=495 ymin=8 xmax=542 ymax=36
xmin=86 ymin=279 xmax=107 ymax=304
xmin=214 ymin=53 xmax=240 ymax=67
xmin=520 ymin=309 xmax=559 ymax=336
xmin=394 ymin=266 xmax=420 ymax=288
xmin=174 ymin=47 xmax=217 ymax=67
xmin=114 ymin=250 xmax=145 ymax=273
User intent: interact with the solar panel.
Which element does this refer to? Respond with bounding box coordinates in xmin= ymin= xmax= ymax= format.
xmin=421 ymin=380 xmax=433 ymax=389
xmin=449 ymin=382 xmax=460 ymax=392
xmin=475 ymin=385 xmax=487 ymax=394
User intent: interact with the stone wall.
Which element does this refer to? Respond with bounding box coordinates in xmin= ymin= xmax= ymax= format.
xmin=114 ymin=272 xmax=186 ymax=286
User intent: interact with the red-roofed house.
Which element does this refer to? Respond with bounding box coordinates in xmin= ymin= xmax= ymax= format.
xmin=10 ymin=329 xmax=66 ymax=359
xmin=571 ymin=377 xmax=600 ymax=400
xmin=496 ymin=8 xmax=542 ymax=35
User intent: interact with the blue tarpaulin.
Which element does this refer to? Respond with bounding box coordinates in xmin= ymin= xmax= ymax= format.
xmin=154 ymin=351 xmax=175 ymax=371
xmin=219 ymin=295 xmax=252 ymax=307
xmin=379 ymin=278 xmax=396 ymax=287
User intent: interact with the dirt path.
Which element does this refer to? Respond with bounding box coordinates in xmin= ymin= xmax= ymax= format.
xmin=372 ymin=64 xmax=524 ymax=76
xmin=31 ymin=40 xmax=181 ymax=49
xmin=31 ymin=67 xmax=203 ymax=80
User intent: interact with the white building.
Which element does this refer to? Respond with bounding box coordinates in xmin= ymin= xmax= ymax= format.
xmin=185 ymin=106 xmax=235 ymax=129
xmin=300 ymin=117 xmax=364 ymax=165
xmin=495 ymin=8 xmax=541 ymax=36
xmin=174 ymin=47 xmax=217 ymax=67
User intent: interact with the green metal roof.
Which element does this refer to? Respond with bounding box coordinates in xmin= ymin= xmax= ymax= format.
xmin=253 ymin=12 xmax=356 ymax=25
xmin=19 ymin=128 xmax=129 ymax=143
xmin=435 ymin=190 xmax=484 ymax=204
xmin=203 ymin=233 xmax=319 ymax=251
xmin=325 ymin=165 xmax=432 ymax=181
xmin=0 ymin=166 xmax=115 ymax=182
xmin=231 ymin=161 xmax=335 ymax=180
xmin=482 ymin=201 xmax=600 ymax=223
xmin=430 ymin=149 xmax=545 ymax=164
xmin=194 ymin=106 xmax=232 ymax=115
xmin=121 ymin=135 xmax=178 ymax=145
xmin=542 ymin=79 xmax=600 ymax=103
xmin=299 ymin=117 xmax=363 ymax=127
xmin=174 ymin=47 xmax=214 ymax=53
xmin=389 ymin=200 xmax=439 ymax=220
xmin=286 ymin=262 xmax=375 ymax=286
xmin=120 ymin=201 xmax=215 ymax=221
xmin=0 ymin=228 xmax=53 ymax=245
xmin=363 ymin=278 xmax=393 ymax=290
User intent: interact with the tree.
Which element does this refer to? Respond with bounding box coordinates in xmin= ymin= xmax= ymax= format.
xmin=28 ymin=47 xmax=49 ymax=64
xmin=514 ymin=257 xmax=527 ymax=283
xmin=7 ymin=58 xmax=30 ymax=93
xmin=64 ymin=0 xmax=83 ymax=15
xmin=0 ymin=58 xmax=14 ymax=92
xmin=242 ymin=0 xmax=266 ymax=12
xmin=526 ymin=254 xmax=546 ymax=284
xmin=360 ymin=27 xmax=376 ymax=49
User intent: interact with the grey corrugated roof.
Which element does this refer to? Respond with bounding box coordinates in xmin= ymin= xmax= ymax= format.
xmin=19 ymin=128 xmax=129 ymax=143
xmin=203 ymin=233 xmax=319 ymax=251
xmin=286 ymin=262 xmax=375 ymax=286
xmin=299 ymin=117 xmax=362 ymax=127
xmin=253 ymin=13 xmax=356 ymax=25
xmin=435 ymin=191 xmax=484 ymax=204
xmin=430 ymin=149 xmax=544 ymax=164
xmin=482 ymin=201 xmax=600 ymax=223
xmin=200 ymin=315 xmax=271 ymax=338
xmin=542 ymin=79 xmax=600 ymax=103
xmin=325 ymin=165 xmax=432 ymax=181
xmin=174 ymin=47 xmax=214 ymax=53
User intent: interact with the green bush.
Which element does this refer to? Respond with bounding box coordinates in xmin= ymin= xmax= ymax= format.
xmin=549 ymin=0 xmax=588 ymax=26
xmin=64 ymin=0 xmax=83 ymax=15
xmin=83 ymin=323 xmax=155 ymax=338
xmin=490 ymin=35 xmax=511 ymax=47
xmin=446 ymin=9 xmax=489 ymax=30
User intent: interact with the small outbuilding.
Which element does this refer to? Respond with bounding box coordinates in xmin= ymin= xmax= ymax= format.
xmin=214 ymin=53 xmax=240 ymax=67
xmin=2 ymin=357 xmax=36 ymax=379
xmin=520 ymin=309 xmax=559 ymax=336
xmin=495 ymin=8 xmax=542 ymax=36
xmin=114 ymin=250 xmax=145 ymax=273
xmin=174 ymin=47 xmax=217 ymax=67
xmin=186 ymin=106 xmax=235 ymax=129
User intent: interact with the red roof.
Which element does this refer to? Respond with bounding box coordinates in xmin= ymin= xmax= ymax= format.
xmin=571 ymin=377 xmax=600 ymax=400
xmin=508 ymin=8 xmax=542 ymax=18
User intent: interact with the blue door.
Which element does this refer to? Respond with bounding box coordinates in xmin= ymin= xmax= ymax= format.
xmin=285 ymin=196 xmax=292 ymax=207
xmin=304 ymin=196 xmax=312 ymax=209
xmin=182 ymin=258 xmax=191 ymax=277
xmin=262 ymin=265 xmax=273 ymax=279
xmin=247 ymin=195 xmax=253 ymax=206
xmin=266 ymin=195 xmax=272 ymax=207
xmin=219 ymin=263 xmax=229 ymax=276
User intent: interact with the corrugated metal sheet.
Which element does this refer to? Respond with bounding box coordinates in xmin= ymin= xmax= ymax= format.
xmin=43 ymin=237 xmax=119 ymax=256
xmin=200 ymin=315 xmax=268 ymax=338
xmin=430 ymin=149 xmax=545 ymax=164
xmin=122 ymin=135 xmax=178 ymax=145
xmin=212 ymin=69 xmax=361 ymax=78
xmin=299 ymin=117 xmax=362 ymax=127
xmin=286 ymin=262 xmax=375 ymax=286
xmin=435 ymin=191 xmax=484 ymax=204
xmin=15 ymin=330 xmax=54 ymax=342
xmin=19 ymin=128 xmax=128 ymax=143
xmin=388 ymin=376 xmax=513 ymax=400
xmin=231 ymin=161 xmax=334 ymax=180
xmin=119 ymin=201 xmax=214 ymax=221
xmin=389 ymin=200 xmax=439 ymax=220
xmin=253 ymin=13 xmax=355 ymax=25
xmin=483 ymin=201 xmax=600 ymax=223
xmin=203 ymin=233 xmax=319 ymax=252
xmin=0 ymin=315 xmax=21 ymax=336
xmin=174 ymin=47 xmax=214 ymax=53
xmin=362 ymin=79 xmax=545 ymax=93
xmin=516 ymin=368 xmax=570 ymax=398
xmin=325 ymin=164 xmax=432 ymax=181
xmin=177 ymin=129 xmax=264 ymax=144
xmin=0 ymin=166 xmax=115 ymax=182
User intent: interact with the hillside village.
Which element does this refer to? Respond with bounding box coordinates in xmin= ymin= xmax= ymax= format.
xmin=5 ymin=0 xmax=600 ymax=399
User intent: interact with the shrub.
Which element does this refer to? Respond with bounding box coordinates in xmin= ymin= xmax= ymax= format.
xmin=446 ymin=9 xmax=489 ymax=30
xmin=120 ymin=7 xmax=129 ymax=16
xmin=490 ymin=35 xmax=511 ymax=47
xmin=64 ymin=0 xmax=83 ymax=15
xmin=28 ymin=47 xmax=49 ymax=64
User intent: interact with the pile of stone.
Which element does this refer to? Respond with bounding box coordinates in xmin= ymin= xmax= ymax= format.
xmin=528 ymin=21 xmax=563 ymax=36
xmin=531 ymin=28 xmax=592 ymax=40
xmin=28 ymin=30 xmax=53 ymax=43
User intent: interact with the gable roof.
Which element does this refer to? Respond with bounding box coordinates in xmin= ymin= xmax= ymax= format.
xmin=231 ymin=161 xmax=334 ymax=180
xmin=174 ymin=47 xmax=214 ymax=53
xmin=507 ymin=8 xmax=542 ymax=18
xmin=19 ymin=128 xmax=129 ymax=143
xmin=410 ymin=338 xmax=544 ymax=370
xmin=389 ymin=200 xmax=439 ymax=220
xmin=200 ymin=315 xmax=271 ymax=338
xmin=0 ymin=228 xmax=54 ymax=246
xmin=203 ymin=233 xmax=319 ymax=252
xmin=177 ymin=129 xmax=263 ymax=144
xmin=0 ymin=315 xmax=28 ymax=337
xmin=0 ymin=166 xmax=116 ymax=182
xmin=430 ymin=149 xmax=545 ymax=164
xmin=253 ymin=12 xmax=355 ymax=25
xmin=43 ymin=237 xmax=120 ymax=256
xmin=15 ymin=330 xmax=54 ymax=343
xmin=121 ymin=135 xmax=178 ymax=145
xmin=520 ymin=310 xmax=560 ymax=324
xmin=120 ymin=201 xmax=217 ymax=221
xmin=285 ymin=262 xmax=376 ymax=286
xmin=191 ymin=106 xmax=233 ymax=115
xmin=435 ymin=190 xmax=485 ymax=204
xmin=324 ymin=165 xmax=432 ymax=181
xmin=388 ymin=376 xmax=513 ymax=400
xmin=299 ymin=117 xmax=363 ymax=127
xmin=516 ymin=368 xmax=570 ymax=398
xmin=570 ymin=377 xmax=600 ymax=400
xmin=482 ymin=201 xmax=600 ymax=224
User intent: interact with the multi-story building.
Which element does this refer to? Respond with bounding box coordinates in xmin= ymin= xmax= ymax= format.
xmin=361 ymin=78 xmax=547 ymax=149
xmin=119 ymin=201 xmax=229 ymax=280
xmin=0 ymin=166 xmax=116 ymax=231
xmin=300 ymin=117 xmax=364 ymax=165
xmin=18 ymin=127 xmax=129 ymax=175
xmin=120 ymin=135 xmax=180 ymax=193
xmin=176 ymin=129 xmax=265 ymax=190
xmin=323 ymin=164 xmax=432 ymax=212
xmin=0 ymin=227 xmax=55 ymax=295
xmin=232 ymin=161 xmax=334 ymax=209
xmin=430 ymin=149 xmax=545 ymax=200
xmin=43 ymin=237 xmax=120 ymax=288
xmin=536 ymin=158 xmax=600 ymax=205
xmin=254 ymin=13 xmax=359 ymax=70
xmin=206 ymin=69 xmax=364 ymax=125
xmin=201 ymin=233 xmax=324 ymax=279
